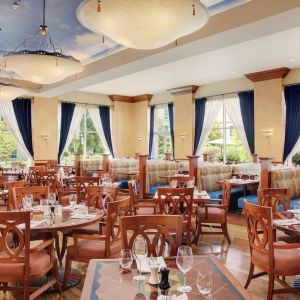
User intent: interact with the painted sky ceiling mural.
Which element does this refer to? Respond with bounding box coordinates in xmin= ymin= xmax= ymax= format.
xmin=0 ymin=0 xmax=249 ymax=66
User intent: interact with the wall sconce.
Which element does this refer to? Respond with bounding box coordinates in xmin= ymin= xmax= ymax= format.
xmin=262 ymin=129 xmax=273 ymax=147
xmin=137 ymin=136 xmax=142 ymax=142
xmin=41 ymin=134 xmax=49 ymax=148
xmin=179 ymin=133 xmax=186 ymax=141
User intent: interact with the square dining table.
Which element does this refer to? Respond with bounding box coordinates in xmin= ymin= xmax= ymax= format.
xmin=81 ymin=255 xmax=252 ymax=300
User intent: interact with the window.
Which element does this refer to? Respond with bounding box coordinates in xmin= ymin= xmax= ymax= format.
xmin=152 ymin=105 xmax=172 ymax=159
xmin=61 ymin=108 xmax=106 ymax=165
xmin=0 ymin=117 xmax=30 ymax=166
xmin=203 ymin=101 xmax=251 ymax=163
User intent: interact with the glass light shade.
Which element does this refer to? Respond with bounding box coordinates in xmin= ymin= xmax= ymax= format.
xmin=4 ymin=51 xmax=83 ymax=85
xmin=77 ymin=0 xmax=209 ymax=50
xmin=0 ymin=83 xmax=27 ymax=101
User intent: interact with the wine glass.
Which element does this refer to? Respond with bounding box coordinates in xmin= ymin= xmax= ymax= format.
xmin=48 ymin=192 xmax=56 ymax=206
xmin=133 ymin=236 xmax=148 ymax=281
xmin=69 ymin=194 xmax=77 ymax=207
xmin=119 ymin=249 xmax=133 ymax=270
xmin=170 ymin=179 xmax=177 ymax=188
xmin=176 ymin=245 xmax=193 ymax=292
xmin=197 ymin=270 xmax=212 ymax=296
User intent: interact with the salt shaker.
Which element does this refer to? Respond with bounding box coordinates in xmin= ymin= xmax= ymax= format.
xmin=148 ymin=265 xmax=160 ymax=285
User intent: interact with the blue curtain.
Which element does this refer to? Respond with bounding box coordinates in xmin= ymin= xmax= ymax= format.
xmin=238 ymin=90 xmax=255 ymax=154
xmin=148 ymin=105 xmax=155 ymax=159
xmin=283 ymin=84 xmax=300 ymax=162
xmin=193 ymin=98 xmax=207 ymax=155
xmin=12 ymin=98 xmax=34 ymax=157
xmin=99 ymin=106 xmax=114 ymax=157
xmin=58 ymin=102 xmax=75 ymax=162
xmin=167 ymin=103 xmax=175 ymax=158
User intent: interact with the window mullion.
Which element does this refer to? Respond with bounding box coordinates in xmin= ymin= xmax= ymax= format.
xmin=83 ymin=109 xmax=87 ymax=158
xmin=223 ymin=100 xmax=226 ymax=164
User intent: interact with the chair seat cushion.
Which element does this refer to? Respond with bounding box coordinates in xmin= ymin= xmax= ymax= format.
xmin=252 ymin=244 xmax=300 ymax=274
xmin=238 ymin=194 xmax=258 ymax=209
xmin=197 ymin=206 xmax=226 ymax=223
xmin=67 ymin=239 xmax=121 ymax=259
xmin=0 ymin=250 xmax=51 ymax=278
xmin=149 ymin=184 xmax=166 ymax=195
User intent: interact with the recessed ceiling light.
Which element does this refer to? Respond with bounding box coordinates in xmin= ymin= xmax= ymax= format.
xmin=289 ymin=59 xmax=295 ymax=62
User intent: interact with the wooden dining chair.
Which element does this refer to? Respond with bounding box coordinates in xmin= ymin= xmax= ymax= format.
xmin=194 ymin=181 xmax=231 ymax=244
xmin=28 ymin=166 xmax=46 ymax=185
xmin=76 ymin=176 xmax=100 ymax=203
xmin=244 ymin=201 xmax=300 ymax=300
xmin=13 ymin=186 xmax=49 ymax=210
xmin=258 ymin=188 xmax=291 ymax=212
xmin=6 ymin=179 xmax=27 ymax=211
xmin=157 ymin=187 xmax=194 ymax=246
xmin=128 ymin=180 xmax=157 ymax=215
xmin=0 ymin=211 xmax=60 ymax=299
xmin=168 ymin=176 xmax=195 ymax=188
xmin=36 ymin=170 xmax=60 ymax=193
xmin=63 ymin=197 xmax=131 ymax=288
xmin=120 ymin=215 xmax=183 ymax=257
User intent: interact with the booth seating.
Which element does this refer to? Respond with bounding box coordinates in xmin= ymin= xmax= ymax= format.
xmin=197 ymin=164 xmax=244 ymax=211
xmin=80 ymin=158 xmax=103 ymax=176
xmin=108 ymin=158 xmax=139 ymax=189
xmin=238 ymin=166 xmax=300 ymax=210
xmin=146 ymin=160 xmax=178 ymax=195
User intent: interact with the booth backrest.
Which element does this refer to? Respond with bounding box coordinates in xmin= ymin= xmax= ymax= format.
xmin=271 ymin=168 xmax=300 ymax=199
xmin=108 ymin=158 xmax=139 ymax=181
xmin=197 ymin=164 xmax=232 ymax=192
xmin=232 ymin=162 xmax=261 ymax=176
xmin=146 ymin=160 xmax=178 ymax=193
xmin=80 ymin=159 xmax=103 ymax=176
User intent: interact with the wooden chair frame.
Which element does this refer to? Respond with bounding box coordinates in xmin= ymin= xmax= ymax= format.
xmin=76 ymin=176 xmax=100 ymax=202
xmin=258 ymin=188 xmax=291 ymax=212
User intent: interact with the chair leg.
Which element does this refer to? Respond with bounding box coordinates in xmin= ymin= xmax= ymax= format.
xmin=63 ymin=255 xmax=72 ymax=290
xmin=245 ymin=262 xmax=254 ymax=289
xmin=60 ymin=234 xmax=68 ymax=264
xmin=222 ymin=223 xmax=231 ymax=244
xmin=24 ymin=278 xmax=30 ymax=300
xmin=194 ymin=222 xmax=202 ymax=245
xmin=267 ymin=274 xmax=274 ymax=300
xmin=52 ymin=260 xmax=62 ymax=295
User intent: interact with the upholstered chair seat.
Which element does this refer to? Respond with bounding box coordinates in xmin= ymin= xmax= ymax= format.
xmin=197 ymin=206 xmax=226 ymax=223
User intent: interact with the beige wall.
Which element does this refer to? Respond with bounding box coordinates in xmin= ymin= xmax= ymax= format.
xmin=32 ymin=97 xmax=59 ymax=160
xmin=254 ymin=78 xmax=284 ymax=162
xmin=174 ymin=93 xmax=194 ymax=159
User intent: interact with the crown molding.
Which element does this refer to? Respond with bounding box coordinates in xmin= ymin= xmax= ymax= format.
xmin=109 ymin=94 xmax=153 ymax=103
xmin=245 ymin=67 xmax=290 ymax=82
xmin=167 ymin=85 xmax=199 ymax=95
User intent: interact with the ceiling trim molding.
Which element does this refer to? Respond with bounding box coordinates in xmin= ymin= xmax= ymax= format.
xmin=245 ymin=67 xmax=291 ymax=82
xmin=109 ymin=94 xmax=153 ymax=103
xmin=167 ymin=85 xmax=199 ymax=95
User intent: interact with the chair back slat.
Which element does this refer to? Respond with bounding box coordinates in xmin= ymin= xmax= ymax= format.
xmin=86 ymin=185 xmax=118 ymax=210
xmin=121 ymin=215 xmax=183 ymax=257
xmin=6 ymin=180 xmax=27 ymax=211
xmin=258 ymin=188 xmax=291 ymax=212
xmin=76 ymin=176 xmax=100 ymax=202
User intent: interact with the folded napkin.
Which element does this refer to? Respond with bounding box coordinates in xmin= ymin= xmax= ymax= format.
xmin=62 ymin=205 xmax=80 ymax=210
xmin=70 ymin=214 xmax=95 ymax=219
xmin=18 ymin=220 xmax=44 ymax=230
xmin=157 ymin=294 xmax=189 ymax=300
xmin=273 ymin=219 xmax=300 ymax=226
xmin=137 ymin=256 xmax=167 ymax=274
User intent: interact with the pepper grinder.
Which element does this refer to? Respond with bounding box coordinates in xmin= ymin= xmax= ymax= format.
xmin=159 ymin=267 xmax=170 ymax=290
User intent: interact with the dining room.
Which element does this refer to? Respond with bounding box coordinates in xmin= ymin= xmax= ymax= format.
xmin=2 ymin=1 xmax=300 ymax=300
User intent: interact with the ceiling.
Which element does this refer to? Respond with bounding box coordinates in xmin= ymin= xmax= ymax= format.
xmin=80 ymin=25 xmax=300 ymax=96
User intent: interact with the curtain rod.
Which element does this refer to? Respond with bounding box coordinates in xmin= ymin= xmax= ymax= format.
xmin=195 ymin=89 xmax=253 ymax=100
xmin=59 ymin=100 xmax=112 ymax=107
xmin=283 ymin=82 xmax=300 ymax=87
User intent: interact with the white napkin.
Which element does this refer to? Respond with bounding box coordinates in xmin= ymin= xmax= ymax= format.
xmin=273 ymin=219 xmax=300 ymax=226
xmin=137 ymin=256 xmax=167 ymax=274
xmin=62 ymin=205 xmax=79 ymax=210
xmin=157 ymin=294 xmax=189 ymax=300
xmin=18 ymin=220 xmax=44 ymax=230
xmin=70 ymin=214 xmax=95 ymax=219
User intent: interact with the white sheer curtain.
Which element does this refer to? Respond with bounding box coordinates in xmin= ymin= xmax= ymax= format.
xmin=60 ymin=104 xmax=85 ymax=159
xmin=195 ymin=96 xmax=223 ymax=155
xmin=0 ymin=101 xmax=32 ymax=159
xmin=224 ymin=93 xmax=251 ymax=154
xmin=87 ymin=105 xmax=111 ymax=155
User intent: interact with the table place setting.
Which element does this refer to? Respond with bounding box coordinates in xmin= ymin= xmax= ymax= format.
xmin=18 ymin=219 xmax=45 ymax=230
xmin=273 ymin=219 xmax=300 ymax=226
xmin=137 ymin=256 xmax=167 ymax=274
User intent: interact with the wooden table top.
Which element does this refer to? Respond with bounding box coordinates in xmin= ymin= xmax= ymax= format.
xmin=29 ymin=208 xmax=103 ymax=233
xmin=216 ymin=179 xmax=259 ymax=186
xmin=81 ymin=255 xmax=252 ymax=300
xmin=273 ymin=211 xmax=300 ymax=236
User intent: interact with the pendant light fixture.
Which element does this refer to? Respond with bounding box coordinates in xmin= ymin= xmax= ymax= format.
xmin=77 ymin=0 xmax=209 ymax=50
xmin=4 ymin=0 xmax=83 ymax=85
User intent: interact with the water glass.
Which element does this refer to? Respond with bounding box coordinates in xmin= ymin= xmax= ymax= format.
xmin=69 ymin=194 xmax=77 ymax=207
xmin=170 ymin=179 xmax=177 ymax=188
xmin=133 ymin=236 xmax=148 ymax=281
xmin=48 ymin=192 xmax=56 ymax=205
xmin=119 ymin=249 xmax=133 ymax=270
xmin=79 ymin=202 xmax=88 ymax=214
xmin=197 ymin=270 xmax=212 ymax=296
xmin=176 ymin=246 xmax=193 ymax=292
xmin=23 ymin=194 xmax=33 ymax=210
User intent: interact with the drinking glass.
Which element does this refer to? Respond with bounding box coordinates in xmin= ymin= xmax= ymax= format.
xmin=119 ymin=249 xmax=133 ymax=270
xmin=197 ymin=270 xmax=212 ymax=296
xmin=133 ymin=236 xmax=148 ymax=281
xmin=176 ymin=245 xmax=193 ymax=292
xmin=170 ymin=180 xmax=177 ymax=188
xmin=69 ymin=194 xmax=77 ymax=207
xmin=48 ymin=192 xmax=56 ymax=206
xmin=23 ymin=194 xmax=33 ymax=210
